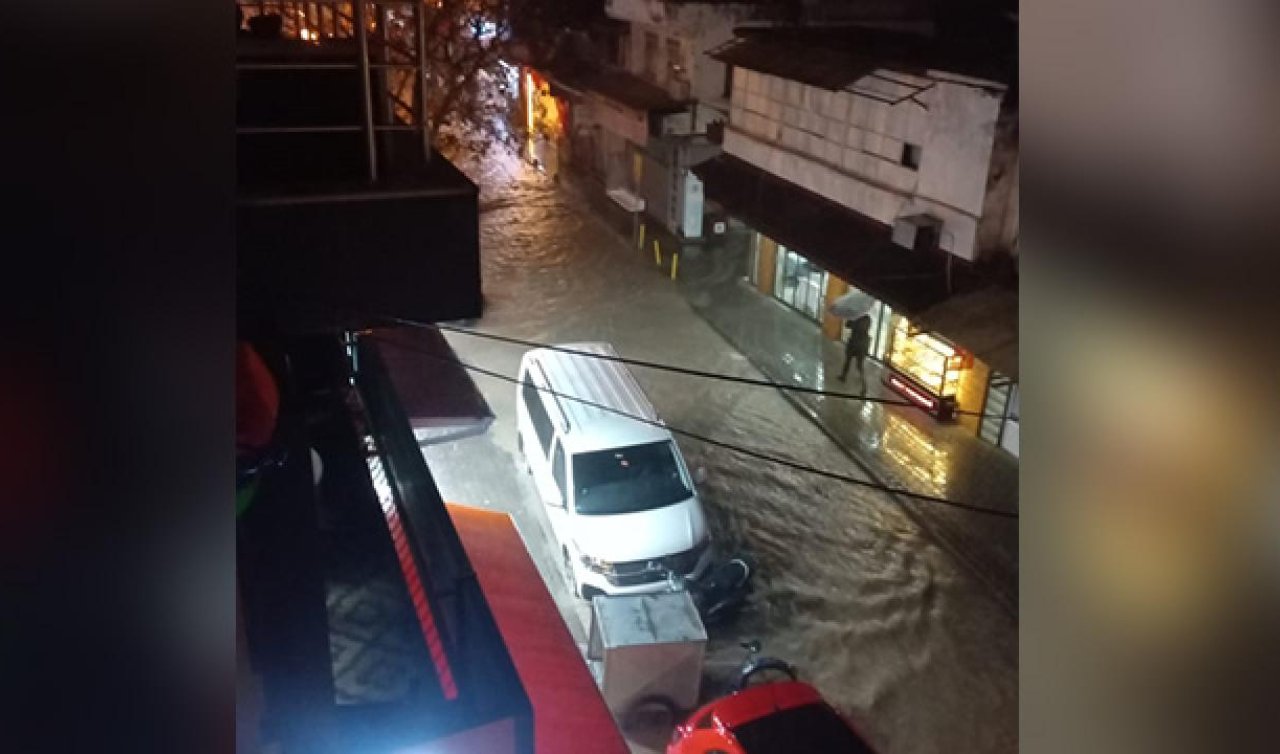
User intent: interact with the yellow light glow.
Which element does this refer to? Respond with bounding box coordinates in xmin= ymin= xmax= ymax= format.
xmin=524 ymin=71 xmax=535 ymax=134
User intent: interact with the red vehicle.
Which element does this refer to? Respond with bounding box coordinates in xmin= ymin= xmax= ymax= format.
xmin=667 ymin=644 xmax=876 ymax=754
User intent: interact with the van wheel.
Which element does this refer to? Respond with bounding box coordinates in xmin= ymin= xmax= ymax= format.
xmin=563 ymin=549 xmax=582 ymax=599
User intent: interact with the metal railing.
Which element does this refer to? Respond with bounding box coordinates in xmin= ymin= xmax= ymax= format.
xmin=236 ymin=1 xmax=434 ymax=182
xmin=350 ymin=332 xmax=533 ymax=751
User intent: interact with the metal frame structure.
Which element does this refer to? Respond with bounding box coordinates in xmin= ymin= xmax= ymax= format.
xmin=236 ymin=0 xmax=435 ymax=182
xmin=237 ymin=332 xmax=534 ymax=753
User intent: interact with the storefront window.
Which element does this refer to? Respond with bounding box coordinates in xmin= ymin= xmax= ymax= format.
xmin=772 ymin=247 xmax=828 ymax=322
xmin=979 ymin=374 xmax=1019 ymax=456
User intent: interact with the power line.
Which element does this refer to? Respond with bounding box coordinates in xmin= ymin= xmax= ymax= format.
xmin=367 ymin=333 xmax=1018 ymax=520
xmin=382 ymin=315 xmax=1016 ymax=422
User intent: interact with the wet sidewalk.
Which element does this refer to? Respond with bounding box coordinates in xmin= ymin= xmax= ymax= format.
xmin=556 ymin=169 xmax=1017 ymax=612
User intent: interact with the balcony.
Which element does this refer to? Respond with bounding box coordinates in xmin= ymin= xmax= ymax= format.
xmin=237 ymin=331 xmax=531 ymax=753
xmin=236 ymin=2 xmax=480 ymax=335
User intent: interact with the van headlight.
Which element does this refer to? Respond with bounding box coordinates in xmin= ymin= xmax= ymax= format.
xmin=580 ymin=553 xmax=614 ymax=574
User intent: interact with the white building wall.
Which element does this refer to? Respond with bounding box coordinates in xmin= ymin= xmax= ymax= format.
xmin=723 ymin=67 xmax=1005 ymax=260
xmin=610 ymin=1 xmax=760 ymax=119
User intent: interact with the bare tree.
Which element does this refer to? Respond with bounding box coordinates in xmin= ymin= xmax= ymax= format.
xmin=378 ymin=0 xmax=600 ymax=159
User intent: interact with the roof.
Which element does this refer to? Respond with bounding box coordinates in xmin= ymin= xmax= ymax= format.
xmin=526 ymin=342 xmax=671 ymax=453
xmin=709 ymin=681 xmax=824 ymax=730
xmin=547 ymin=65 xmax=690 ymax=113
xmin=448 ymin=504 xmax=630 ymax=754
xmin=732 ymin=698 xmax=876 ymax=754
xmin=911 ymin=285 xmax=1019 ymax=379
xmin=370 ymin=326 xmax=495 ymax=444
xmin=693 ymin=154 xmax=963 ymax=313
xmin=710 ymin=22 xmax=1014 ymax=91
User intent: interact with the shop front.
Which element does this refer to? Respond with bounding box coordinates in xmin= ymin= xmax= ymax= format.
xmin=744 ymin=231 xmax=995 ymax=430
xmin=697 ymin=153 xmax=1017 ymax=456
xmin=521 ymin=68 xmax=570 ymax=176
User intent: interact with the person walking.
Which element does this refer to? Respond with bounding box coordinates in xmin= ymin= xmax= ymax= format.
xmin=838 ymin=314 xmax=873 ymax=389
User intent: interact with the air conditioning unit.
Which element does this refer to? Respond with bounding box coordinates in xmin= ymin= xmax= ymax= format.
xmin=892 ymin=214 xmax=942 ymax=251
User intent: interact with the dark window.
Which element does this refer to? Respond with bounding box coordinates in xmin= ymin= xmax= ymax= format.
xmin=552 ymin=443 xmax=566 ymax=497
xmin=733 ymin=703 xmax=873 ymax=754
xmin=723 ymin=64 xmax=734 ymax=99
xmin=645 ymin=31 xmax=660 ymax=81
xmin=522 ymin=377 xmax=555 ymax=454
xmin=572 ymin=441 xmax=691 ymax=515
xmin=901 ymin=143 xmax=922 ymax=169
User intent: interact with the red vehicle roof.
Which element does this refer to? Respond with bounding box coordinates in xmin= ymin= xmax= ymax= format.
xmin=672 ymin=681 xmax=876 ymax=754
xmin=703 ymin=681 xmax=824 ymax=729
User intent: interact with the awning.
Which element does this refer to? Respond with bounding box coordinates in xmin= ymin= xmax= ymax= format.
xmin=693 ymin=154 xmax=957 ymax=314
xmin=370 ymin=326 xmax=494 ymax=446
xmin=912 ymin=286 xmax=1019 ymax=379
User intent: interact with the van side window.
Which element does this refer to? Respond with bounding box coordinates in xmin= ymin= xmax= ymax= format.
xmin=522 ymin=376 xmax=555 ymax=453
xmin=551 ymin=443 xmax=566 ymax=498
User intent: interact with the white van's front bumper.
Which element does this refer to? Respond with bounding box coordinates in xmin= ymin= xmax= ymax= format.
xmin=573 ymin=545 xmax=713 ymax=598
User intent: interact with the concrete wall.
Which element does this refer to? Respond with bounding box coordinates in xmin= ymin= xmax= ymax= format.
xmin=725 ymin=66 xmax=1006 ymax=261
xmin=613 ymin=2 xmax=760 ymax=111
xmin=976 ymin=109 xmax=1019 ymax=258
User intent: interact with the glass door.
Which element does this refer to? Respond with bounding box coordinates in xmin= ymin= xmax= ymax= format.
xmin=772 ymin=247 xmax=828 ymax=323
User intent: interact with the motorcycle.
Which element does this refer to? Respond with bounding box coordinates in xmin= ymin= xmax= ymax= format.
xmin=667 ymin=554 xmax=754 ymax=626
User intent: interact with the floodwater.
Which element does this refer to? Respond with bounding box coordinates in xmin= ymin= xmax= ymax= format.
xmin=422 ymin=148 xmax=1016 ymax=754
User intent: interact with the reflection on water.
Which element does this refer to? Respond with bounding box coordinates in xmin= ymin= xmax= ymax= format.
xmin=882 ymin=411 xmax=952 ymax=493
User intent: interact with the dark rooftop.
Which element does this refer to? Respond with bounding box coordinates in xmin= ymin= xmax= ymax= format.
xmin=711 ymin=19 xmax=1015 ymax=91
xmin=548 ymin=65 xmax=690 ymax=113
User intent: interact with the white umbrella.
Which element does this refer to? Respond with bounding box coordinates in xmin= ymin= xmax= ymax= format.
xmin=827 ymin=289 xmax=875 ymax=320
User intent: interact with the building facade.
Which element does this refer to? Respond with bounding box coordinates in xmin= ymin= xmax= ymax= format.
xmin=695 ymin=24 xmax=1019 ymax=455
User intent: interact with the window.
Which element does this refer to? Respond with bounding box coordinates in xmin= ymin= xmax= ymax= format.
xmin=552 ymin=443 xmax=567 ymax=497
xmin=644 ymin=31 xmax=660 ymax=81
xmin=901 ymin=143 xmax=922 ymax=169
xmin=666 ymin=37 xmax=685 ymax=82
xmin=521 ymin=376 xmax=555 ymax=454
xmin=572 ymin=441 xmax=691 ymax=515
xmin=722 ymin=64 xmax=734 ymax=99
xmin=732 ymin=703 xmax=874 ymax=753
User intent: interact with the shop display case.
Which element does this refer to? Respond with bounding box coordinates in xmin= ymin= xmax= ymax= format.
xmin=884 ymin=317 xmax=970 ymax=421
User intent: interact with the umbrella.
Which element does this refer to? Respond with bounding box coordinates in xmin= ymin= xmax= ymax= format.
xmin=827 ymin=289 xmax=875 ymax=320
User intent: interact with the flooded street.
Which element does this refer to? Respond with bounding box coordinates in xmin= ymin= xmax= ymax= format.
xmin=422 ymin=149 xmax=1017 ymax=754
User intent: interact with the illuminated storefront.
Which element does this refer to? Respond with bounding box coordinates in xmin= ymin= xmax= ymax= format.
xmin=883 ymin=319 xmax=975 ymax=421
xmin=745 ymin=233 xmax=996 ymax=430
xmin=522 ymin=68 xmax=569 ymax=175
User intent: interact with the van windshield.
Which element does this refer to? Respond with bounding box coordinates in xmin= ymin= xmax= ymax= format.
xmin=572 ymin=441 xmax=691 ymax=515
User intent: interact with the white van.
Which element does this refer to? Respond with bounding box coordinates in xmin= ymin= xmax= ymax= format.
xmin=515 ymin=342 xmax=711 ymax=599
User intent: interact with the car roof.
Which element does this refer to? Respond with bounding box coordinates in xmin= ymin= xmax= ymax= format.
xmin=524 ymin=342 xmax=672 ymax=454
xmin=730 ymin=699 xmax=874 ymax=754
xmin=705 ymin=681 xmax=825 ymax=730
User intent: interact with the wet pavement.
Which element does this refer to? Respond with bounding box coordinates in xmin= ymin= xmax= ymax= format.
xmin=656 ymin=224 xmax=1019 ymax=614
xmin=421 ymin=148 xmax=1017 ymax=754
